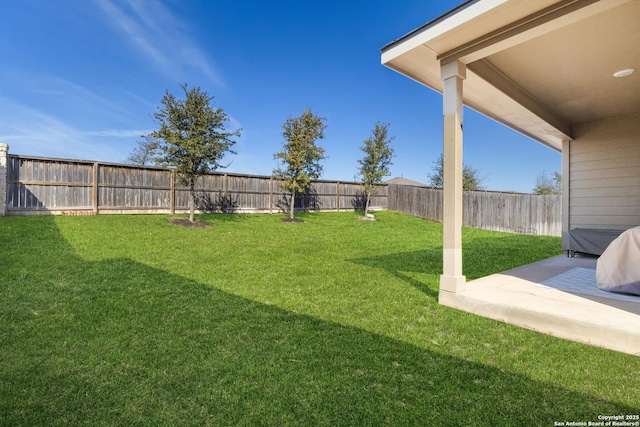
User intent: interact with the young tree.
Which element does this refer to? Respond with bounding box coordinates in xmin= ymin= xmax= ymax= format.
xmin=357 ymin=121 xmax=395 ymax=217
xmin=428 ymin=153 xmax=484 ymax=191
xmin=533 ymin=171 xmax=562 ymax=195
xmin=151 ymin=83 xmax=241 ymax=222
xmin=126 ymin=134 xmax=159 ymax=165
xmin=273 ymin=108 xmax=327 ymax=220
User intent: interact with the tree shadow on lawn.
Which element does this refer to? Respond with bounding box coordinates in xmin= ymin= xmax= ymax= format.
xmin=0 ymin=217 xmax=635 ymax=426
xmin=348 ymin=233 xmax=562 ymax=298
xmin=348 ymin=248 xmax=443 ymax=299
xmin=462 ymin=234 xmax=563 ymax=280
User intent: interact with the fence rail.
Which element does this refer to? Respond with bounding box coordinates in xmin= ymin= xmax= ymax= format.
xmin=1 ymin=152 xmax=561 ymax=236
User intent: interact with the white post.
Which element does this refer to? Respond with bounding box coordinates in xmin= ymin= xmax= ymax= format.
xmin=561 ymin=139 xmax=571 ymax=251
xmin=439 ymin=61 xmax=466 ymax=294
xmin=0 ymin=143 xmax=8 ymax=216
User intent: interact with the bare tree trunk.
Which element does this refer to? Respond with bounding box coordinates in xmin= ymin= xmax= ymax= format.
xmin=364 ymin=190 xmax=371 ymax=216
xmin=289 ymin=190 xmax=295 ymax=219
xmin=189 ymin=182 xmax=196 ymax=223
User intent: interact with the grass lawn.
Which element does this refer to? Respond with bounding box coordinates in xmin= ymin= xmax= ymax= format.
xmin=1 ymin=211 xmax=638 ymax=426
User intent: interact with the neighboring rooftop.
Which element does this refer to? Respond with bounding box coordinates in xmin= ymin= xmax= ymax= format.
xmin=384 ymin=177 xmax=430 ymax=187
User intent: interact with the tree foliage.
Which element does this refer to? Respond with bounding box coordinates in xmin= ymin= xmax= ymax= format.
xmin=357 ymin=121 xmax=395 ymax=216
xmin=126 ymin=134 xmax=159 ymax=166
xmin=533 ymin=171 xmax=562 ymax=195
xmin=428 ymin=153 xmax=484 ymax=191
xmin=151 ymin=83 xmax=241 ymax=222
xmin=273 ymin=108 xmax=327 ymax=220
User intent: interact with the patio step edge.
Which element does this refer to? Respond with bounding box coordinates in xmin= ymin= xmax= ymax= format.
xmin=439 ymin=290 xmax=640 ymax=356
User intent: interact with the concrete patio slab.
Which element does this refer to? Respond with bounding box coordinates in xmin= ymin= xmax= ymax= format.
xmin=439 ymin=255 xmax=640 ymax=356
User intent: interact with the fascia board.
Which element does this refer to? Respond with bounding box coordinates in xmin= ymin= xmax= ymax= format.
xmin=381 ymin=0 xmax=508 ymax=64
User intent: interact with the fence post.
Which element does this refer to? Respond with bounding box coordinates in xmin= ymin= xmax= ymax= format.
xmin=0 ymin=143 xmax=8 ymax=216
xmin=92 ymin=162 xmax=100 ymax=214
xmin=269 ymin=177 xmax=273 ymax=214
xmin=170 ymin=171 xmax=175 ymax=214
xmin=336 ymin=181 xmax=340 ymax=212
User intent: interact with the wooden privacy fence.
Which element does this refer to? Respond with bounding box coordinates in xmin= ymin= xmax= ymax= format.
xmin=388 ymin=184 xmax=561 ymax=236
xmin=3 ymin=154 xmax=386 ymax=215
xmin=0 ymin=151 xmax=561 ymax=236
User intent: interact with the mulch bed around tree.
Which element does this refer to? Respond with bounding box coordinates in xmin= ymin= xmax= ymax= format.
xmin=168 ymin=218 xmax=212 ymax=228
xmin=357 ymin=216 xmax=376 ymax=221
xmin=357 ymin=213 xmax=376 ymax=221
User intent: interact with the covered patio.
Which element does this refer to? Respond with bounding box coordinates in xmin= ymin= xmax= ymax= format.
xmin=381 ymin=0 xmax=640 ymax=355
xmin=445 ymin=255 xmax=640 ymax=355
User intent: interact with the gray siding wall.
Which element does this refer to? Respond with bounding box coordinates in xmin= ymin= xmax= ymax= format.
xmin=569 ymin=114 xmax=640 ymax=231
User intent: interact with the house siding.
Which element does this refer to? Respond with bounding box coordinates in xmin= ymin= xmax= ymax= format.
xmin=568 ymin=113 xmax=640 ymax=232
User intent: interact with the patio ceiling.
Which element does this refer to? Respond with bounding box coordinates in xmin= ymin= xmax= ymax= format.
xmin=381 ymin=0 xmax=640 ymax=151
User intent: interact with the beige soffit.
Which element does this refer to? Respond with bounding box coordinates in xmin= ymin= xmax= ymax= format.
xmin=381 ymin=0 xmax=640 ymax=152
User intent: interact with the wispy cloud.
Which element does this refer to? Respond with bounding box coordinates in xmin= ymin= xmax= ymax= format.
xmin=95 ymin=0 xmax=223 ymax=86
xmin=34 ymin=75 xmax=139 ymax=123
xmin=0 ymin=69 xmax=154 ymax=128
xmin=83 ymin=129 xmax=151 ymax=138
xmin=0 ymin=98 xmax=149 ymax=161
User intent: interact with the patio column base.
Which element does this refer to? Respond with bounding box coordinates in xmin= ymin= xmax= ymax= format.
xmin=439 ymin=274 xmax=466 ymax=294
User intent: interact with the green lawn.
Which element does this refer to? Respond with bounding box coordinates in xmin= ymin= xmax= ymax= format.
xmin=1 ymin=211 xmax=638 ymax=426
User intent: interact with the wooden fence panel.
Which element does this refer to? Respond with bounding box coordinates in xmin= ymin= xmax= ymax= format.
xmin=468 ymin=192 xmax=561 ymax=236
xmin=227 ymin=175 xmax=270 ymax=193
xmin=6 ymin=156 xmax=94 ymax=212
xmin=7 ymin=183 xmax=93 ymax=211
xmin=99 ymin=164 xmax=171 ymax=187
xmin=388 ymin=185 xmax=443 ymax=220
xmin=196 ymin=174 xmax=225 ymax=191
xmin=388 ymin=184 xmax=561 ymax=236
xmin=4 ymin=155 xmax=559 ymax=235
xmin=226 ymin=175 xmax=272 ymax=212
xmin=306 ymin=181 xmax=335 ymax=211
xmin=335 ymin=182 xmax=387 ymax=211
xmin=99 ymin=165 xmax=171 ymax=211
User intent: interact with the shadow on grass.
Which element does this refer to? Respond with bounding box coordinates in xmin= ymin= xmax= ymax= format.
xmin=348 ymin=249 xmax=442 ymax=299
xmin=462 ymin=234 xmax=563 ymax=280
xmin=0 ymin=217 xmax=635 ymax=425
xmin=349 ymin=233 xmax=562 ymax=298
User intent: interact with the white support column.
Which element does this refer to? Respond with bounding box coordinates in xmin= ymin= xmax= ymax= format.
xmin=0 ymin=143 xmax=8 ymax=216
xmin=561 ymin=139 xmax=571 ymax=251
xmin=439 ymin=61 xmax=466 ymax=294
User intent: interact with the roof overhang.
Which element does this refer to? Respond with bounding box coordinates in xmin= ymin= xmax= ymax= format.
xmin=381 ymin=0 xmax=640 ymax=151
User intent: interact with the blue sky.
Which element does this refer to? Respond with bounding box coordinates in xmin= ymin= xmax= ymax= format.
xmin=0 ymin=0 xmax=560 ymax=193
